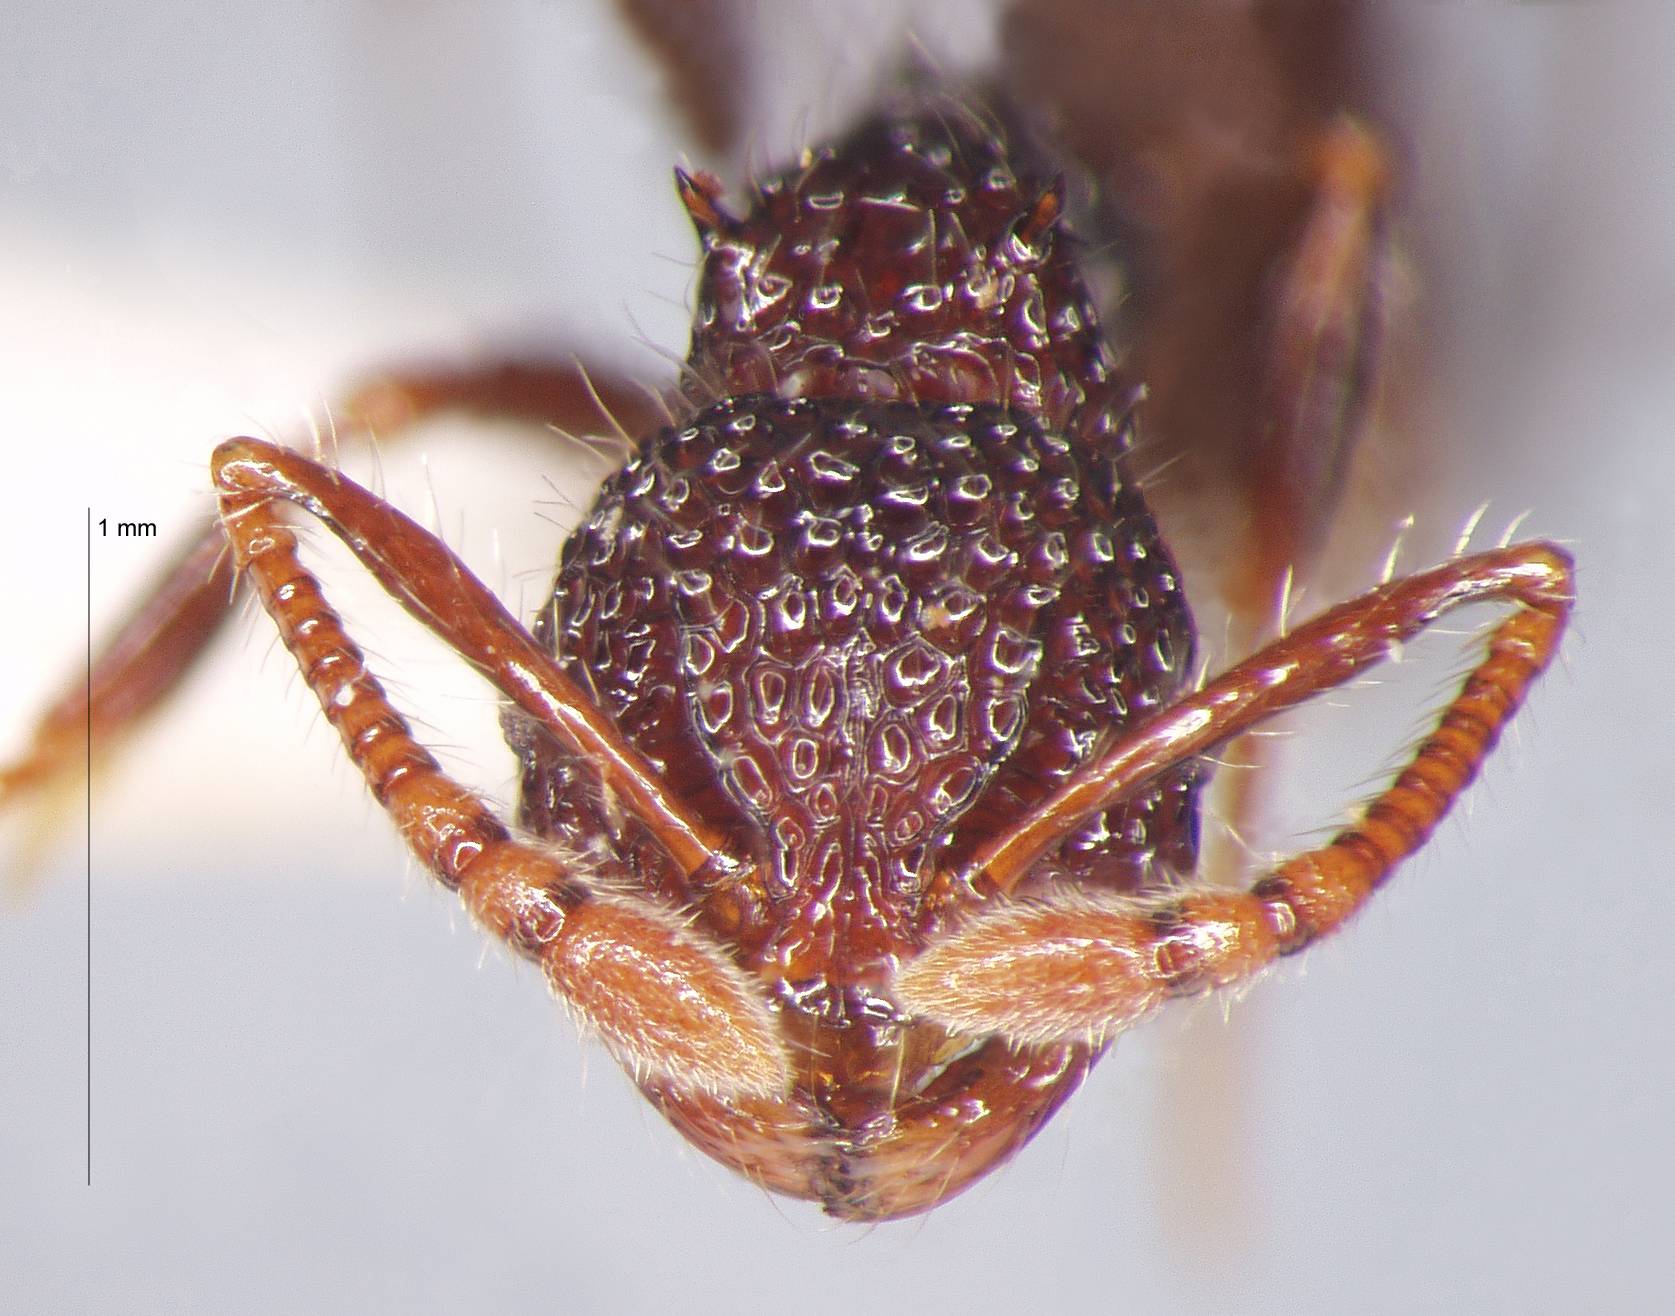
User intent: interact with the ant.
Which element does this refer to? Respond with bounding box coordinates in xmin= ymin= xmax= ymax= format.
xmin=3 ymin=3 xmax=1571 ymax=1221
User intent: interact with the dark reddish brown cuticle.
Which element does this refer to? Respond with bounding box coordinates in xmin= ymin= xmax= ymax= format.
xmin=512 ymin=101 xmax=1201 ymax=1217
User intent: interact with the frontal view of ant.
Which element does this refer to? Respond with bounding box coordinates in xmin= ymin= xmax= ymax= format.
xmin=4 ymin=5 xmax=1572 ymax=1222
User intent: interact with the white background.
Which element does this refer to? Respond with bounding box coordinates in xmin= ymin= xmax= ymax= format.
xmin=2 ymin=4 xmax=1669 ymax=1312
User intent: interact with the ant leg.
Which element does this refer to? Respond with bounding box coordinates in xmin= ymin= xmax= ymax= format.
xmin=1166 ymin=115 xmax=1394 ymax=926
xmin=211 ymin=439 xmax=786 ymax=1101
xmin=0 ymin=524 xmax=232 ymax=812
xmin=895 ymin=544 xmax=1573 ymax=1046
xmin=615 ymin=0 xmax=750 ymax=156
xmin=340 ymin=356 xmax=666 ymax=454
xmin=1235 ymin=117 xmax=1391 ymax=628
xmin=0 ymin=356 xmax=659 ymax=828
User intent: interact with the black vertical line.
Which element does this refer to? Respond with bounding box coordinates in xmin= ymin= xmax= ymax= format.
xmin=86 ymin=507 xmax=92 ymax=1187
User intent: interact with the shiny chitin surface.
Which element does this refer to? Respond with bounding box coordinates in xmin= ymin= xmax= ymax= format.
xmin=4 ymin=17 xmax=1577 ymax=1230
xmin=198 ymin=95 xmax=1567 ymax=1223
xmin=515 ymin=104 xmax=1200 ymax=1215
